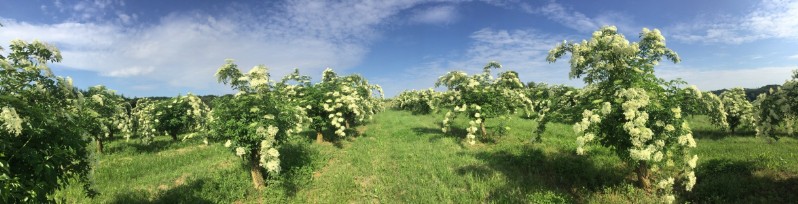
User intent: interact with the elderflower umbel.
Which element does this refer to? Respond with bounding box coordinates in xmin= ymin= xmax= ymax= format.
xmin=265 ymin=160 xmax=281 ymax=174
xmin=0 ymin=107 xmax=24 ymax=136
xmin=224 ymin=140 xmax=232 ymax=147
xmin=235 ymin=147 xmax=246 ymax=156
xmin=685 ymin=171 xmax=697 ymax=191
xmin=687 ymin=154 xmax=698 ymax=168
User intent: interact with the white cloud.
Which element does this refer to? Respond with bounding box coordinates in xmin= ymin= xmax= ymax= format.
xmin=524 ymin=2 xmax=597 ymax=32
xmin=410 ymin=5 xmax=459 ymax=25
xmin=671 ymin=0 xmax=798 ymax=44
xmin=658 ymin=66 xmax=797 ymax=90
xmin=789 ymin=54 xmax=798 ymax=59
xmin=103 ymin=66 xmax=154 ymax=77
xmin=1 ymin=0 xmax=463 ymax=95
xmin=518 ymin=1 xmax=642 ymax=35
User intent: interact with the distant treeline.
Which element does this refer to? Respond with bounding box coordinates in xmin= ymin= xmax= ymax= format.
xmin=710 ymin=84 xmax=780 ymax=102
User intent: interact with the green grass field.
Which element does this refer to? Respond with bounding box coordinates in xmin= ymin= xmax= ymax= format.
xmin=55 ymin=110 xmax=798 ymax=203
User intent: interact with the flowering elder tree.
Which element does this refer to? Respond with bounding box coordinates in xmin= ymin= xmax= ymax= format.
xmin=304 ymin=68 xmax=383 ymax=142
xmin=130 ymin=98 xmax=158 ymax=143
xmin=719 ymin=88 xmax=755 ymax=134
xmin=152 ymin=93 xmax=211 ymax=141
xmin=391 ymin=89 xmax=440 ymax=114
xmin=670 ymin=83 xmax=729 ymax=130
xmin=83 ymin=85 xmax=131 ymax=153
xmin=439 ymin=61 xmax=534 ymax=145
xmin=547 ymin=26 xmax=697 ymax=201
xmin=0 ymin=40 xmax=92 ymax=202
xmin=754 ymin=70 xmax=798 ymax=139
xmin=210 ymin=59 xmax=308 ymax=189
xmin=524 ymin=82 xmax=588 ymax=142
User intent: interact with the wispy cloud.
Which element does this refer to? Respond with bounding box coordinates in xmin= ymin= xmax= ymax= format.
xmin=517 ymin=1 xmax=641 ymax=35
xmin=0 ymin=0 xmax=457 ymax=96
xmin=523 ymin=1 xmax=597 ymax=32
xmin=788 ymin=54 xmax=798 ymax=59
xmin=670 ymin=0 xmax=798 ymax=44
xmin=409 ymin=5 xmax=459 ymax=25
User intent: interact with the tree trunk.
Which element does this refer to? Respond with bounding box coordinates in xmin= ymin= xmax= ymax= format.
xmin=480 ymin=121 xmax=487 ymax=138
xmin=170 ymin=132 xmax=178 ymax=141
xmin=345 ymin=120 xmax=350 ymax=129
xmin=316 ymin=131 xmax=324 ymax=143
xmin=96 ymin=137 xmax=104 ymax=154
xmin=250 ymin=152 xmax=265 ymax=190
xmin=636 ymin=161 xmax=651 ymax=191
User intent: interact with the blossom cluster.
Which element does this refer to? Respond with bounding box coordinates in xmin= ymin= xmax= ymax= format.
xmin=0 ymin=106 xmax=23 ymax=136
xmin=258 ymin=125 xmax=281 ymax=174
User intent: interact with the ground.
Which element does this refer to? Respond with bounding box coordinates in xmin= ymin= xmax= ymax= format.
xmin=54 ymin=110 xmax=798 ymax=203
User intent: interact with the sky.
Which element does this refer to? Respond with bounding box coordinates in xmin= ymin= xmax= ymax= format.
xmin=1 ymin=0 xmax=797 ymax=97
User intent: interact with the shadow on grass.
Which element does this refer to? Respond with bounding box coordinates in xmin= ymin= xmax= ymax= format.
xmin=109 ymin=179 xmax=214 ymax=204
xmin=457 ymin=148 xmax=628 ymax=203
xmin=411 ymin=127 xmax=468 ymax=149
xmin=414 ymin=126 xmax=504 ymax=145
xmin=301 ymin=126 xmax=368 ymax=149
xmin=273 ymin=140 xmax=323 ymax=198
xmin=104 ymin=138 xmax=190 ymax=155
xmin=691 ymin=129 xmax=757 ymax=140
xmin=686 ymin=159 xmax=798 ymax=203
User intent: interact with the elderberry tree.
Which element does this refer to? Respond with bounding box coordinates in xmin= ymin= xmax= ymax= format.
xmin=302 ymin=68 xmax=383 ymax=142
xmin=1 ymin=39 xmax=92 ymax=202
xmin=439 ymin=61 xmax=534 ymax=145
xmin=547 ymin=26 xmax=697 ymax=202
xmin=754 ymin=70 xmax=798 ymax=139
xmin=82 ymin=85 xmax=131 ymax=153
xmin=210 ymin=59 xmax=309 ymax=189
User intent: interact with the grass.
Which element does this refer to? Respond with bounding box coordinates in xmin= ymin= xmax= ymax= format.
xmin=55 ymin=110 xmax=798 ymax=203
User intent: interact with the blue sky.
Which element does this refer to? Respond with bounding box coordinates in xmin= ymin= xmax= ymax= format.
xmin=1 ymin=0 xmax=797 ymax=97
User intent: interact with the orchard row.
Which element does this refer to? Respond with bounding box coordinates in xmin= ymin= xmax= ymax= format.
xmin=2 ymin=26 xmax=797 ymax=203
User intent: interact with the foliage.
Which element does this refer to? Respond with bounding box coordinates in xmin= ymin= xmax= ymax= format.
xmin=129 ymin=94 xmax=211 ymax=142
xmin=438 ymin=61 xmax=534 ymax=145
xmin=82 ymin=85 xmax=131 ymax=153
xmin=209 ymin=59 xmax=309 ymax=188
xmin=0 ymin=40 xmax=92 ymax=202
xmin=670 ymin=83 xmax=729 ymax=130
xmin=547 ymin=26 xmax=697 ymax=201
xmin=130 ymin=98 xmax=159 ymax=142
xmin=525 ymin=82 xmax=589 ymax=141
xmin=391 ymin=89 xmax=440 ymax=114
xmin=719 ymin=88 xmax=754 ymax=133
xmin=754 ymin=70 xmax=798 ymax=139
xmin=301 ymin=68 xmax=383 ymax=139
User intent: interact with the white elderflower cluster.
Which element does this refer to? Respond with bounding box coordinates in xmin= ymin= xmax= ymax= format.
xmin=441 ymin=111 xmax=454 ymax=133
xmin=91 ymin=94 xmax=104 ymax=106
xmin=574 ymin=109 xmax=602 ymax=155
xmin=247 ymin=65 xmax=270 ymax=88
xmin=259 ymin=135 xmax=281 ymax=174
xmin=235 ymin=147 xmax=246 ymax=157
xmin=616 ymin=88 xmax=659 ymax=161
xmin=0 ymin=107 xmax=24 ymax=136
xmin=466 ymin=120 xmax=479 ymax=145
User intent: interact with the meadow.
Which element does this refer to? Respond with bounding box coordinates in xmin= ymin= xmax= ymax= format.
xmin=54 ymin=110 xmax=798 ymax=203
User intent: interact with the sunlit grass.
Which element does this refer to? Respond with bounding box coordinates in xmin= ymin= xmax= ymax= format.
xmin=55 ymin=110 xmax=798 ymax=203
